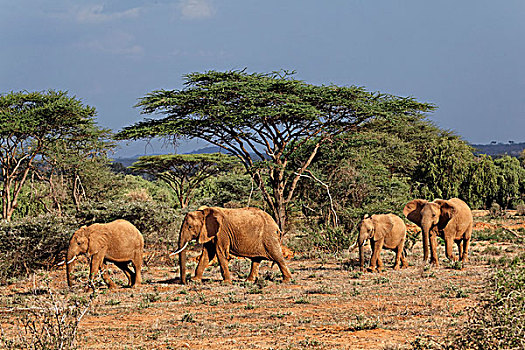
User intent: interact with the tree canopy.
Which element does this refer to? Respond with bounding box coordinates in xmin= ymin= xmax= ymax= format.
xmin=0 ymin=90 xmax=110 ymax=220
xmin=116 ymin=70 xmax=435 ymax=229
xmin=130 ymin=153 xmax=238 ymax=209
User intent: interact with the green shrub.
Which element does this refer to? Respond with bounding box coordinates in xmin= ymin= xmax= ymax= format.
xmin=76 ymin=199 xmax=182 ymax=246
xmin=446 ymin=265 xmax=525 ymax=349
xmin=300 ymin=226 xmax=353 ymax=253
xmin=0 ymin=214 xmax=79 ymax=284
xmin=489 ymin=202 xmax=502 ymax=217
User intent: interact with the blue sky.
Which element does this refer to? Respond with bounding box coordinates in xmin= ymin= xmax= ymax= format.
xmin=2 ymin=1 xmax=524 ymax=157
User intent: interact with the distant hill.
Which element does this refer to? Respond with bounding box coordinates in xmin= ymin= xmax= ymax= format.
xmin=471 ymin=142 xmax=525 ymax=157
xmin=113 ymin=142 xmax=525 ymax=169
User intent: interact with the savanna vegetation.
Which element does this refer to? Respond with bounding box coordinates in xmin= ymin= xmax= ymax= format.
xmin=1 ymin=72 xmax=524 ymax=349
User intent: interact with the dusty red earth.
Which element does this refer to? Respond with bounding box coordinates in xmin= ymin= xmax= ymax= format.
xmin=1 ymin=215 xmax=523 ymax=349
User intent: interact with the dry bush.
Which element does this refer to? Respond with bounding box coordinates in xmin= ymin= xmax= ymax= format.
xmin=0 ymin=289 xmax=93 ymax=350
xmin=124 ymin=188 xmax=152 ymax=202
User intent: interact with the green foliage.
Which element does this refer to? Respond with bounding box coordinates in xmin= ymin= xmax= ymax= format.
xmin=290 ymin=115 xmax=433 ymax=234
xmin=0 ymin=214 xmax=79 ymax=283
xmin=196 ymin=169 xmax=262 ymax=208
xmin=304 ymin=226 xmax=353 ymax=253
xmin=459 ymin=155 xmax=498 ymax=209
xmin=493 ymin=155 xmax=525 ymax=209
xmin=76 ymin=199 xmax=182 ymax=246
xmin=130 ymin=153 xmax=238 ymax=208
xmin=0 ymin=90 xmax=110 ymax=221
xmin=449 ymin=265 xmax=525 ymax=349
xmin=116 ymin=69 xmax=434 ymax=229
xmin=413 ymin=137 xmax=474 ymax=200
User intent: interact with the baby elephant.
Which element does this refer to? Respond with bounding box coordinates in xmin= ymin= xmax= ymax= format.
xmin=64 ymin=220 xmax=144 ymax=289
xmin=353 ymin=214 xmax=408 ymax=272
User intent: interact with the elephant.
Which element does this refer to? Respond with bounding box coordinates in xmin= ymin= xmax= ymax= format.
xmin=65 ymin=219 xmax=144 ymax=289
xmin=350 ymin=214 xmax=408 ymax=272
xmin=403 ymin=198 xmax=473 ymax=266
xmin=174 ymin=206 xmax=292 ymax=284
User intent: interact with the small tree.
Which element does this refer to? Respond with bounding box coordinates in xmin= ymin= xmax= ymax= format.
xmin=0 ymin=90 xmax=102 ymax=221
xmin=130 ymin=153 xmax=238 ymax=209
xmin=412 ymin=137 xmax=474 ymax=200
xmin=494 ymin=156 xmax=525 ymax=209
xmin=116 ymin=70 xmax=434 ymax=230
xmin=460 ymin=154 xmax=498 ymax=209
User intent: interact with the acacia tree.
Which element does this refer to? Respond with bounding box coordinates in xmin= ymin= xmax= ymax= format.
xmin=412 ymin=137 xmax=474 ymax=200
xmin=0 ymin=90 xmax=104 ymax=220
xmin=130 ymin=153 xmax=237 ymax=209
xmin=116 ymin=70 xmax=434 ymax=230
xmin=36 ymin=125 xmax=115 ymax=213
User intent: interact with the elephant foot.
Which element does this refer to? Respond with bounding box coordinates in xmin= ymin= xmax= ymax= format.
xmin=282 ymin=277 xmax=291 ymax=284
xmin=221 ymin=280 xmax=233 ymax=285
xmin=393 ymin=265 xmax=400 ymax=271
xmin=246 ymin=277 xmax=256 ymax=283
xmin=191 ymin=276 xmax=202 ymax=282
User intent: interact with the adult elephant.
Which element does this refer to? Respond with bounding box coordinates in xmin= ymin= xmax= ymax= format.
xmin=350 ymin=214 xmax=408 ymax=272
xmin=174 ymin=207 xmax=292 ymax=284
xmin=403 ymin=198 xmax=473 ymax=266
xmin=64 ymin=220 xmax=144 ymax=289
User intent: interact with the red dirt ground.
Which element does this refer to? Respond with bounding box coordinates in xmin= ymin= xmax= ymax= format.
xmin=1 ymin=215 xmax=523 ymax=349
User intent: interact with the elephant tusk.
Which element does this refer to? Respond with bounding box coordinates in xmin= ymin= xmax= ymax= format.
xmin=170 ymin=242 xmax=189 ymax=256
xmin=65 ymin=256 xmax=77 ymax=265
xmin=56 ymin=260 xmax=66 ymax=266
xmin=348 ymin=242 xmax=358 ymax=252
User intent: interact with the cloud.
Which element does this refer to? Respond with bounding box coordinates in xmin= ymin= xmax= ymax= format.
xmin=79 ymin=31 xmax=144 ymax=56
xmin=179 ymin=0 xmax=215 ymax=20
xmin=75 ymin=4 xmax=141 ymax=23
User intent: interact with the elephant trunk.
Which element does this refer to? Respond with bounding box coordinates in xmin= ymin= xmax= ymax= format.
xmin=179 ymin=250 xmax=187 ymax=285
xmin=358 ymin=243 xmax=365 ymax=272
xmin=358 ymin=235 xmax=366 ymax=272
xmin=421 ymin=221 xmax=433 ymax=262
xmin=65 ymin=249 xmax=77 ymax=288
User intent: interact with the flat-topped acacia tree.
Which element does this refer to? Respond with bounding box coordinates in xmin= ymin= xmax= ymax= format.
xmin=130 ymin=153 xmax=238 ymax=209
xmin=0 ymin=90 xmax=107 ymax=220
xmin=116 ymin=70 xmax=434 ymax=230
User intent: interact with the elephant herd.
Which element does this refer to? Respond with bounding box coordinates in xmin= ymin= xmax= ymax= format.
xmin=62 ymin=198 xmax=473 ymax=289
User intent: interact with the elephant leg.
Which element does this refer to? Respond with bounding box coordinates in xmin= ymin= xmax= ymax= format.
xmin=461 ymin=238 xmax=471 ymax=263
xmin=429 ymin=234 xmax=440 ymax=266
xmin=369 ymin=240 xmax=381 ymax=272
xmin=215 ymin=248 xmax=232 ymax=284
xmin=273 ymin=257 xmax=292 ymax=283
xmin=393 ymin=247 xmax=402 ymax=270
xmin=456 ymin=240 xmax=463 ymax=259
xmin=246 ymin=258 xmax=262 ymax=282
xmin=99 ymin=264 xmax=118 ymax=289
xmin=377 ymin=255 xmax=384 ymax=273
xmin=265 ymin=244 xmax=292 ymax=282
xmin=444 ymin=238 xmax=457 ymax=262
xmin=400 ymin=250 xmax=409 ymax=268
xmin=89 ymin=254 xmax=105 ymax=288
xmin=132 ymin=251 xmax=142 ymax=286
xmin=114 ymin=261 xmax=133 ymax=287
xmin=193 ymin=243 xmax=216 ymax=281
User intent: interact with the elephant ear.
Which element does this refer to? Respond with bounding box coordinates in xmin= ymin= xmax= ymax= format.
xmin=85 ymin=225 xmax=106 ymax=256
xmin=403 ymin=199 xmax=428 ymax=226
xmin=371 ymin=215 xmax=393 ymax=241
xmin=434 ymin=199 xmax=455 ymax=223
xmin=198 ymin=208 xmax=223 ymax=244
